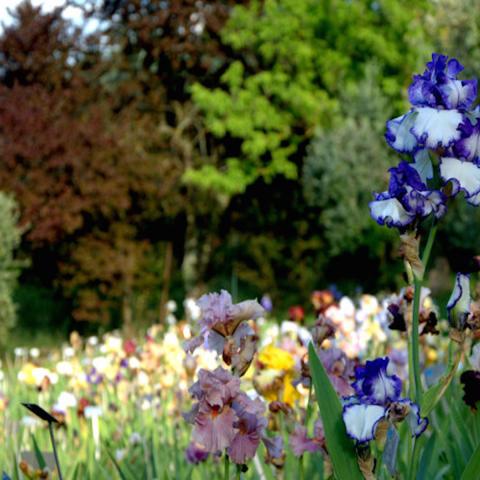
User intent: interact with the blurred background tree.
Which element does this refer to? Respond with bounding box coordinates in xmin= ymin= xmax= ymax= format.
xmin=1 ymin=0 xmax=480 ymax=340
xmin=0 ymin=193 xmax=24 ymax=344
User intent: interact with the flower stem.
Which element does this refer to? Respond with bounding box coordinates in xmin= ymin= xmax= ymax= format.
xmin=224 ymin=454 xmax=230 ymax=480
xmin=421 ymin=223 xmax=437 ymax=269
xmin=408 ymin=438 xmax=421 ymax=480
xmin=411 ymin=277 xmax=423 ymax=404
xmin=299 ymin=455 xmax=305 ymax=480
xmin=411 ymin=223 xmax=438 ymax=405
xmin=305 ymin=382 xmax=313 ymax=427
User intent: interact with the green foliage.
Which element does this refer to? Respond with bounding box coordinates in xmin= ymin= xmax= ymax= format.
xmin=189 ymin=0 xmax=432 ymax=194
xmin=0 ymin=192 xmax=24 ymax=343
xmin=308 ymin=343 xmax=363 ymax=479
xmin=303 ymin=65 xmax=397 ymax=256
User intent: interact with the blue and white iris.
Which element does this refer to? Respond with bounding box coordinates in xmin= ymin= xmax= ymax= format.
xmin=372 ymin=53 xmax=480 ymax=229
xmin=447 ymin=273 xmax=471 ymax=330
xmin=342 ymin=357 xmax=427 ymax=444
xmin=370 ymin=161 xmax=446 ymax=228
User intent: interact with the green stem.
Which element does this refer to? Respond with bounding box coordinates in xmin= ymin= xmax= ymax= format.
xmin=224 ymin=454 xmax=230 ymax=480
xmin=299 ymin=455 xmax=305 ymax=480
xmin=411 ymin=277 xmax=423 ymax=404
xmin=411 ymin=224 xmax=438 ymax=405
xmin=375 ymin=444 xmax=384 ymax=480
xmin=305 ymin=382 xmax=313 ymax=428
xmin=407 ymin=331 xmax=415 ymax=399
xmin=408 ymin=438 xmax=421 ymax=480
xmin=421 ymin=224 xmax=437 ymax=268
xmin=236 ymin=464 xmax=242 ymax=480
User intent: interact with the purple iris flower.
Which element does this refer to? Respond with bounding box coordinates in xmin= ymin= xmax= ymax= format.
xmin=370 ymin=161 xmax=446 ymax=229
xmin=184 ymin=291 xmax=264 ymax=374
xmin=184 ymin=367 xmax=267 ymax=463
xmin=185 ymin=442 xmax=209 ymax=464
xmin=289 ymin=421 xmax=325 ymax=457
xmin=408 ymin=53 xmax=477 ymax=110
xmin=352 ymin=357 xmax=402 ymax=405
xmin=86 ymin=368 xmax=103 ymax=385
xmin=342 ymin=356 xmax=428 ymax=444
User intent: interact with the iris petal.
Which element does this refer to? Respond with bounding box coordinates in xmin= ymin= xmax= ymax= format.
xmin=343 ymin=404 xmax=386 ymax=443
xmin=447 ymin=273 xmax=471 ymax=329
xmin=385 ymin=112 xmax=418 ymax=153
xmin=369 ymin=196 xmax=414 ymax=228
xmin=411 ymin=108 xmax=463 ymax=149
xmin=440 ymin=157 xmax=480 ymax=197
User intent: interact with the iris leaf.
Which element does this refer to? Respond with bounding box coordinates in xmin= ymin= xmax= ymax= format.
xmin=308 ymin=343 xmax=363 ymax=480
xmin=460 ymin=442 xmax=480 ymax=480
xmin=31 ymin=434 xmax=46 ymax=470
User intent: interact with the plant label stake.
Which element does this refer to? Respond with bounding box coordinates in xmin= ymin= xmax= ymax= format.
xmin=21 ymin=403 xmax=64 ymax=480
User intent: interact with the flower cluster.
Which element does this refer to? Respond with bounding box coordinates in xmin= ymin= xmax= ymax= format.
xmin=342 ymin=357 xmax=427 ymax=444
xmin=371 ymin=53 xmax=480 ymax=229
xmin=183 ymin=291 xmax=278 ymax=466
xmin=185 ymin=290 xmax=264 ymax=376
xmin=184 ymin=367 xmax=268 ymax=464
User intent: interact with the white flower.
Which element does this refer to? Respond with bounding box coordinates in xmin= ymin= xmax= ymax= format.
xmin=63 ymin=347 xmax=75 ymax=358
xmin=56 ymin=361 xmax=74 ymax=376
xmin=84 ymin=406 xmax=103 ymax=418
xmin=29 ymin=348 xmax=40 ymax=358
xmin=57 ymin=391 xmax=77 ymax=409
xmin=92 ymin=356 xmax=110 ymax=373
xmin=128 ymin=356 xmax=141 ymax=369
xmin=167 ymin=300 xmax=177 ymax=312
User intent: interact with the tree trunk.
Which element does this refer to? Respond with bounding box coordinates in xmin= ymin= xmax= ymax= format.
xmin=159 ymin=241 xmax=174 ymax=324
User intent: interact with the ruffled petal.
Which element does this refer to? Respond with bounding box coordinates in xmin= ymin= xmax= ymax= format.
xmin=342 ymin=403 xmax=386 ymax=443
xmin=193 ymin=405 xmax=237 ymax=452
xmin=412 ymin=149 xmax=434 ymax=182
xmin=439 ymin=79 xmax=477 ymax=110
xmin=353 ymin=357 xmax=402 ymax=405
xmin=362 ymin=361 xmax=402 ymax=404
xmin=453 ymin=118 xmax=480 ymax=162
xmin=407 ymin=54 xmax=477 ymax=109
xmin=465 ymin=191 xmax=480 ymax=206
xmin=369 ymin=195 xmax=414 ymax=228
xmin=447 ymin=273 xmax=471 ymax=330
xmin=402 ymin=188 xmax=447 ymax=219
xmin=231 ymin=299 xmax=265 ymax=323
xmin=204 ymin=330 xmax=226 ymax=355
xmin=385 ymin=112 xmax=418 ymax=153
xmin=440 ymin=157 xmax=480 ymax=197
xmin=394 ymin=399 xmax=428 ymax=437
xmin=411 ymin=107 xmax=463 ymax=149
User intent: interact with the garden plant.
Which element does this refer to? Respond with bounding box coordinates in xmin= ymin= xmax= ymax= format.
xmin=0 ymin=53 xmax=478 ymax=479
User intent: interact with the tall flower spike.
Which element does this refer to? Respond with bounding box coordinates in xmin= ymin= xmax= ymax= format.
xmin=385 ymin=54 xmax=476 ymax=155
